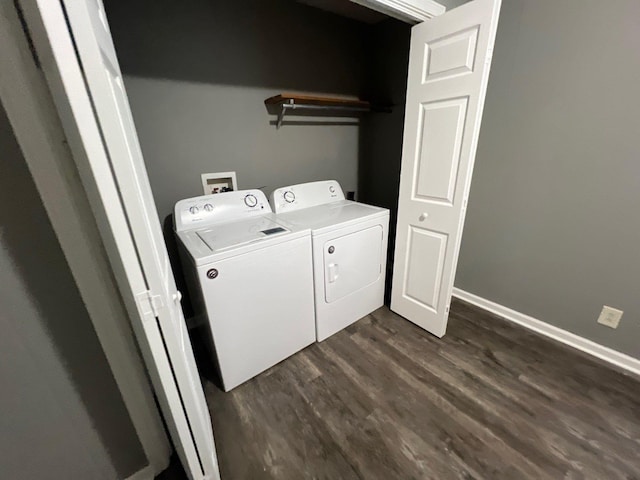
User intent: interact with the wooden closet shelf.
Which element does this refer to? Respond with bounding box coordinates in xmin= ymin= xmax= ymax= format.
xmin=265 ymin=93 xmax=391 ymax=128
xmin=265 ymin=94 xmax=371 ymax=109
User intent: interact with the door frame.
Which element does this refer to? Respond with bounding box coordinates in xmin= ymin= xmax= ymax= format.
xmin=0 ymin=1 xmax=170 ymax=476
xmin=351 ymin=0 xmax=446 ymax=23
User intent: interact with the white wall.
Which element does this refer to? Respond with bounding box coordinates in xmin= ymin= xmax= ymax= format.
xmin=359 ymin=19 xmax=411 ymax=301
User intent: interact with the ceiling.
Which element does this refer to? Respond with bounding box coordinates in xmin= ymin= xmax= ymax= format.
xmin=295 ymin=0 xmax=390 ymax=24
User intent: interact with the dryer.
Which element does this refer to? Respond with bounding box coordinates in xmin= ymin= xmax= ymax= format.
xmin=175 ymin=190 xmax=315 ymax=391
xmin=270 ymin=180 xmax=389 ymax=341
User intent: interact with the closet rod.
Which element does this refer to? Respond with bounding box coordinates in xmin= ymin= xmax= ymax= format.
xmin=276 ymin=101 xmax=369 ymax=128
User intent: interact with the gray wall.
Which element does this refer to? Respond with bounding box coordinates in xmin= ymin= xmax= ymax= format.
xmin=359 ymin=19 xmax=411 ymax=302
xmin=438 ymin=0 xmax=472 ymax=10
xmin=0 ymin=105 xmax=147 ymax=478
xmin=104 ymin=0 xmax=369 ymax=222
xmin=456 ymin=0 xmax=640 ymax=358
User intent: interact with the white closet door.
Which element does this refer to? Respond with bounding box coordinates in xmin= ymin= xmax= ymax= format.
xmin=29 ymin=1 xmax=220 ymax=479
xmin=391 ymin=0 xmax=501 ymax=337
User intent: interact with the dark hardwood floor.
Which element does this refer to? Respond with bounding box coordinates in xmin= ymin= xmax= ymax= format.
xmin=202 ymin=299 xmax=640 ymax=479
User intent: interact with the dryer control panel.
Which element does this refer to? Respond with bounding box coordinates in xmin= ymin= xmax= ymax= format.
xmin=270 ymin=180 xmax=345 ymax=213
xmin=175 ymin=189 xmax=271 ymax=231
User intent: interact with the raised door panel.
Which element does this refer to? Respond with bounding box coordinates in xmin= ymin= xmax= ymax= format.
xmin=414 ymin=98 xmax=468 ymax=205
xmin=422 ymin=26 xmax=479 ymax=83
xmin=402 ymin=226 xmax=448 ymax=313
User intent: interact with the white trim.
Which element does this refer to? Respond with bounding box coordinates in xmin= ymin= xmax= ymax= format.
xmin=452 ymin=288 xmax=640 ymax=378
xmin=22 ymin=1 xmax=220 ymax=478
xmin=124 ymin=464 xmax=154 ymax=480
xmin=350 ymin=0 xmax=446 ymax=23
xmin=0 ymin=2 xmax=170 ymax=474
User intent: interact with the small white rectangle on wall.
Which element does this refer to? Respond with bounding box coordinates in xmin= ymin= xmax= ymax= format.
xmin=597 ymin=306 xmax=623 ymax=329
xmin=201 ymin=171 xmax=238 ymax=195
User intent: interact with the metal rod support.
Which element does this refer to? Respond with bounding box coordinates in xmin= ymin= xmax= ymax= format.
xmin=276 ymin=100 xmax=370 ymax=129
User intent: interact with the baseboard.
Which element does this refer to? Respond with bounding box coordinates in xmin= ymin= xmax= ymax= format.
xmin=124 ymin=464 xmax=154 ymax=480
xmin=452 ymin=288 xmax=640 ymax=378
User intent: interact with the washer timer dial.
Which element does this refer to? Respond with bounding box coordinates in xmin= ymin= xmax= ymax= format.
xmin=283 ymin=191 xmax=296 ymax=203
xmin=244 ymin=194 xmax=258 ymax=208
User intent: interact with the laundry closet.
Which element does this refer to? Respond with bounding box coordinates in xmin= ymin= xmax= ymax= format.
xmin=101 ymin=0 xmax=412 ymax=311
xmin=27 ymin=0 xmax=500 ymax=477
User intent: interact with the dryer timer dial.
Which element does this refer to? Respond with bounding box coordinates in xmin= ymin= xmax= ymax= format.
xmin=283 ymin=191 xmax=296 ymax=203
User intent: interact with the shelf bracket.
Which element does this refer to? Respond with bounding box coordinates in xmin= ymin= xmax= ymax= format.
xmin=267 ymin=94 xmax=387 ymax=129
xmin=277 ymin=99 xmax=294 ymax=129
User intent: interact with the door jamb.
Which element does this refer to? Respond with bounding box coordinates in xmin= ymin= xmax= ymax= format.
xmin=351 ymin=0 xmax=446 ymax=23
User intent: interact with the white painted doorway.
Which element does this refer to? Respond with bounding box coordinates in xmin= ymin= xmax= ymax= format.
xmin=391 ymin=0 xmax=501 ymax=337
xmin=19 ymin=1 xmax=220 ymax=479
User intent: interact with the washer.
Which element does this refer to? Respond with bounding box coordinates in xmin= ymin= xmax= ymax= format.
xmin=175 ymin=189 xmax=315 ymax=391
xmin=270 ymin=180 xmax=389 ymax=341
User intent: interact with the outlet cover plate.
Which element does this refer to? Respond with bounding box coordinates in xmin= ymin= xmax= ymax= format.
xmin=597 ymin=306 xmax=623 ymax=329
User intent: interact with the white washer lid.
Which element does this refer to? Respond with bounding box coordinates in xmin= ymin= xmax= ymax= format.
xmin=275 ymin=200 xmax=389 ymax=235
xmin=197 ymin=217 xmax=288 ymax=252
xmin=177 ymin=214 xmax=309 ymax=265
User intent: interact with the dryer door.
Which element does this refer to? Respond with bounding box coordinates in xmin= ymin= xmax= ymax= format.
xmin=324 ymin=225 xmax=383 ymax=303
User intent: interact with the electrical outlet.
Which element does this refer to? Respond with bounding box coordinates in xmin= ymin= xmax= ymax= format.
xmin=597 ymin=306 xmax=623 ymax=329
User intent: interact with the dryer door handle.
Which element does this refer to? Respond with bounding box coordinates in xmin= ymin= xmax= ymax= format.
xmin=327 ymin=263 xmax=339 ymax=283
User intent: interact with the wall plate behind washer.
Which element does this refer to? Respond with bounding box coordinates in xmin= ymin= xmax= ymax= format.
xmin=201 ymin=171 xmax=238 ymax=195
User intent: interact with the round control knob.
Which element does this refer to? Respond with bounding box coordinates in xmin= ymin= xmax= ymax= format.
xmin=329 ymin=185 xmax=336 ymax=193
xmin=283 ymin=191 xmax=296 ymax=203
xmin=244 ymin=194 xmax=258 ymax=208
xmin=189 ymin=206 xmax=199 ymax=214
xmin=203 ymin=203 xmax=214 ymax=212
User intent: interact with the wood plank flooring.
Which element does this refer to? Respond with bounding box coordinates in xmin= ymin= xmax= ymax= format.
xmin=203 ymin=300 xmax=640 ymax=479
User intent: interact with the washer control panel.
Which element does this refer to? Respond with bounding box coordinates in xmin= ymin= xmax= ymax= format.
xmin=270 ymin=180 xmax=345 ymax=213
xmin=175 ymin=189 xmax=271 ymax=231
